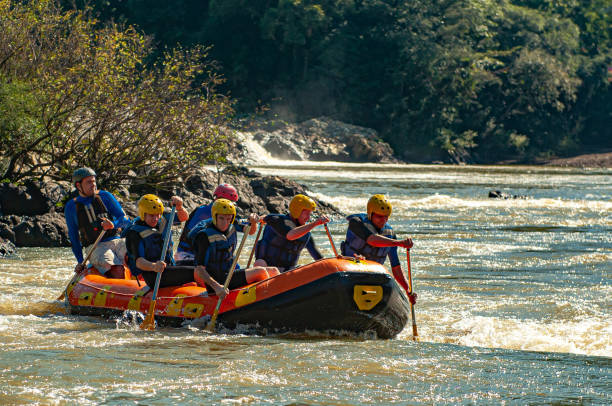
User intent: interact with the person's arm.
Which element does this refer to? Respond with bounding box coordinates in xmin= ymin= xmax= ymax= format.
xmin=389 ymin=246 xmax=408 ymax=291
xmin=286 ymin=216 xmax=329 ymax=240
xmin=65 ymin=200 xmax=84 ymax=266
xmin=99 ymin=191 xmax=130 ymax=230
xmin=170 ymin=196 xmax=189 ymax=222
xmin=135 ymin=257 xmax=166 ymax=273
xmin=235 ymin=213 xmax=259 ymax=235
xmin=195 ymin=265 xmax=228 ymax=299
xmin=306 ymin=237 xmax=323 ymax=260
xmin=389 ymin=246 xmax=417 ymax=304
xmin=366 ymin=233 xmax=413 ymax=249
xmin=193 ymin=233 xmax=227 ymax=298
xmin=126 ymin=230 xmax=166 ymax=273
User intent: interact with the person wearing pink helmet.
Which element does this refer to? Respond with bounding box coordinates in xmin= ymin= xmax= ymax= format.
xmin=175 ymin=183 xmax=246 ymax=264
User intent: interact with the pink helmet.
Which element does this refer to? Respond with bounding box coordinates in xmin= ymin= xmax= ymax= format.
xmin=213 ymin=183 xmax=238 ymax=202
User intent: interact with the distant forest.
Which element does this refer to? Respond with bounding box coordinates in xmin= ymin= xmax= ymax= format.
xmin=62 ymin=1 xmax=612 ymax=163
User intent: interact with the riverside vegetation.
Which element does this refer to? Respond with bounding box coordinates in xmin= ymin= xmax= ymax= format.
xmin=1 ymin=0 xmax=610 ymax=187
xmin=75 ymin=0 xmax=611 ymax=164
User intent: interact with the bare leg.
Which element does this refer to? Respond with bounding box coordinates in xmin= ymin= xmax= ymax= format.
xmin=265 ymin=266 xmax=280 ymax=277
xmin=245 ymin=266 xmax=269 ymax=283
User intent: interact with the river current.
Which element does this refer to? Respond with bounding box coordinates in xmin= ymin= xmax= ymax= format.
xmin=1 ymin=162 xmax=610 ymax=404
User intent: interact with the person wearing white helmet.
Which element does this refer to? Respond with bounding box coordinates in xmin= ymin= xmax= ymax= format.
xmin=64 ymin=167 xmax=130 ymax=278
xmin=253 ymin=194 xmax=329 ymax=272
xmin=189 ymin=199 xmax=279 ymax=299
xmin=341 ymin=194 xmax=416 ymax=303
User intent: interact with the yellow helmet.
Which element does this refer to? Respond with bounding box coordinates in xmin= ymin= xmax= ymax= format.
xmin=138 ymin=194 xmax=164 ymax=219
xmin=289 ymin=194 xmax=316 ymax=219
xmin=211 ymin=198 xmax=236 ymax=226
xmin=367 ymin=194 xmax=392 ymax=220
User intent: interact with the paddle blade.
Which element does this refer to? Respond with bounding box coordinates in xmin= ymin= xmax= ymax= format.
xmin=206 ymin=310 xmax=219 ymax=332
xmin=140 ymin=300 xmax=157 ymax=330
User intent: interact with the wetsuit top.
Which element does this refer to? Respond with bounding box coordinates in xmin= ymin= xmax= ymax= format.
xmin=65 ymin=190 xmax=130 ymax=263
xmin=123 ymin=212 xmax=179 ymax=276
xmin=190 ymin=218 xmax=238 ymax=284
xmin=255 ymin=214 xmax=322 ymax=269
xmin=341 ymin=213 xmax=400 ymax=267
xmin=177 ymin=203 xmax=247 ymax=256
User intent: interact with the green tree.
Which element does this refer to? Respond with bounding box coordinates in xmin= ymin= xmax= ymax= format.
xmin=0 ymin=0 xmax=233 ymax=188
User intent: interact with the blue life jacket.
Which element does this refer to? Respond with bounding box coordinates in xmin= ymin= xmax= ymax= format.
xmin=123 ymin=216 xmax=174 ymax=276
xmin=177 ymin=203 xmax=212 ymax=254
xmin=341 ymin=213 xmax=394 ymax=265
xmin=256 ymin=214 xmax=310 ymax=269
xmin=189 ymin=219 xmax=237 ymax=276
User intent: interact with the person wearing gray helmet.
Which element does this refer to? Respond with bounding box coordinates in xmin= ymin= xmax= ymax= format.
xmin=64 ymin=167 xmax=131 ymax=278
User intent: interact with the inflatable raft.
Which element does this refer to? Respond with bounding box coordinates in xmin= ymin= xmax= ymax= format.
xmin=65 ymin=257 xmax=411 ymax=338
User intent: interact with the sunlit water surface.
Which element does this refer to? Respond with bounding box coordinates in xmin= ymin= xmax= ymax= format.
xmin=1 ymin=163 xmax=610 ymax=404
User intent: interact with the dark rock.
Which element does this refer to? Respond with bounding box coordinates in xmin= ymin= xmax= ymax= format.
xmin=0 ymin=180 xmax=54 ymax=215
xmin=488 ymin=190 xmax=528 ymax=199
xmin=121 ymin=201 xmax=139 ymax=219
xmin=0 ymin=222 xmax=16 ymax=243
xmin=263 ymin=136 xmax=304 ymax=160
xmin=0 ymin=237 xmax=16 ymax=257
xmin=231 ymin=116 xmax=398 ymax=164
xmin=13 ymin=212 xmax=70 ymax=247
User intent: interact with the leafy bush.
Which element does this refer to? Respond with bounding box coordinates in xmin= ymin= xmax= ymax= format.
xmin=0 ymin=0 xmax=233 ymax=188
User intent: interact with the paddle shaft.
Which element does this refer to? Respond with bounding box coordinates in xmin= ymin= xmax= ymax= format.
xmin=58 ymin=229 xmax=107 ymax=300
xmin=406 ymin=249 xmax=418 ymax=339
xmin=246 ymin=222 xmax=263 ymax=268
xmin=207 ymin=222 xmax=253 ymax=331
xmin=324 ymin=223 xmax=339 ymax=257
xmin=140 ymin=206 xmax=176 ymax=330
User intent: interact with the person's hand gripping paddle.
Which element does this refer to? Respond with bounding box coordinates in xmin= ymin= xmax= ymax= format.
xmin=140 ymin=206 xmax=176 ymax=330
xmin=406 ymin=248 xmax=418 ymax=340
xmin=206 ymin=222 xmax=252 ymax=332
xmin=57 ymin=229 xmax=106 ymax=301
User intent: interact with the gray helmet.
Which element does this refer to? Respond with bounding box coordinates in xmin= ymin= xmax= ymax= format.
xmin=72 ymin=167 xmax=96 ymax=183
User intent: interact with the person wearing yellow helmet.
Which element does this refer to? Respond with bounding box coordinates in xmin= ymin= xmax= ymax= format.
xmin=188 ymin=199 xmax=279 ymax=299
xmin=123 ymin=194 xmax=196 ymax=289
xmin=64 ymin=167 xmax=131 ymax=278
xmin=341 ymin=194 xmax=416 ymax=302
xmin=253 ymin=194 xmax=330 ymax=271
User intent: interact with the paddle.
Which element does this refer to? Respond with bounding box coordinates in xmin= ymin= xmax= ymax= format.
xmin=406 ymin=248 xmax=419 ymax=340
xmin=140 ymin=206 xmax=176 ymax=330
xmin=324 ymin=223 xmax=339 ymax=257
xmin=206 ymin=222 xmax=253 ymax=332
xmin=57 ymin=229 xmax=107 ymax=301
xmin=246 ymin=222 xmax=263 ymax=268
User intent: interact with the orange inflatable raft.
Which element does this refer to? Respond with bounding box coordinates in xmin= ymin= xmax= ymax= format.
xmin=65 ymin=257 xmax=410 ymax=338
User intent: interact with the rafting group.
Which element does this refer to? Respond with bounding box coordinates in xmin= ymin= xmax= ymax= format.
xmin=65 ymin=166 xmax=418 ymax=302
xmin=62 ymin=167 xmax=418 ymax=336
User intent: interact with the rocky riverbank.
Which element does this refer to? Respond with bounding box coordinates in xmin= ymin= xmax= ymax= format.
xmin=0 ymin=165 xmax=342 ymax=250
xmin=540 ymin=151 xmax=612 ymax=168
xmin=228 ymin=116 xmax=398 ymax=164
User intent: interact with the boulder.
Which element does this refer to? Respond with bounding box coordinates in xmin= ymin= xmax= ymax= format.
xmin=488 ymin=190 xmax=528 ymax=199
xmin=0 ymin=237 xmax=16 ymax=257
xmin=231 ymin=116 xmax=398 ymax=164
xmin=13 ymin=212 xmax=70 ymax=247
xmin=0 ymin=180 xmax=54 ymax=215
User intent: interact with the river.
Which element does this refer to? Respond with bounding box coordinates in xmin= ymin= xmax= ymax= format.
xmin=1 ymin=162 xmax=610 ymax=404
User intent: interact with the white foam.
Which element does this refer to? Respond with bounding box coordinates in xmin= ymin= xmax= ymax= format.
xmin=451 ymin=316 xmax=612 ymax=357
